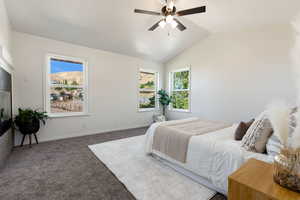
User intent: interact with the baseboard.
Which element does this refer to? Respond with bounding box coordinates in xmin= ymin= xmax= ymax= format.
xmin=14 ymin=124 xmax=150 ymax=146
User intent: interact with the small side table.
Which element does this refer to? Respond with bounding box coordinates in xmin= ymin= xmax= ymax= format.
xmin=228 ymin=158 xmax=300 ymax=200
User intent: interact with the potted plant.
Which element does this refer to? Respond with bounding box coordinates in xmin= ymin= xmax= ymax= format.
xmin=14 ymin=108 xmax=48 ymax=147
xmin=158 ymin=89 xmax=172 ymax=117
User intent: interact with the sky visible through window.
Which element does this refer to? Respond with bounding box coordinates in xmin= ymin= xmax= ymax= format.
xmin=51 ymin=59 xmax=83 ymax=74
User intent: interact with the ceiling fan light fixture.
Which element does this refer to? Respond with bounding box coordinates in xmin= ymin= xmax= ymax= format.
xmin=170 ymin=20 xmax=178 ymax=29
xmin=159 ymin=20 xmax=167 ymax=28
xmin=166 ymin=15 xmax=174 ymax=24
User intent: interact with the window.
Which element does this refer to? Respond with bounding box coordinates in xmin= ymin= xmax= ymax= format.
xmin=45 ymin=54 xmax=88 ymax=117
xmin=138 ymin=69 xmax=158 ymax=111
xmin=170 ymin=68 xmax=190 ymax=112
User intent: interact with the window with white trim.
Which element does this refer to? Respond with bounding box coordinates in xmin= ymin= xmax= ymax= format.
xmin=45 ymin=54 xmax=88 ymax=117
xmin=138 ymin=69 xmax=158 ymax=111
xmin=170 ymin=68 xmax=190 ymax=112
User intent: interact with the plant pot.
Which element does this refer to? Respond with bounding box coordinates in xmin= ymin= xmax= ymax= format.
xmin=17 ymin=119 xmax=40 ymax=135
xmin=273 ymin=148 xmax=300 ymax=192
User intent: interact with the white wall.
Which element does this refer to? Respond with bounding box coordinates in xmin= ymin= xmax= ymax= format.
xmin=12 ymin=32 xmax=164 ymax=143
xmin=11 ymin=22 xmax=297 ymax=142
xmin=0 ymin=0 xmax=13 ymax=65
xmin=165 ymin=24 xmax=297 ymax=123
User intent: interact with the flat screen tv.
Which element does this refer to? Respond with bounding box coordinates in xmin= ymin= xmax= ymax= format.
xmin=0 ymin=66 xmax=12 ymax=137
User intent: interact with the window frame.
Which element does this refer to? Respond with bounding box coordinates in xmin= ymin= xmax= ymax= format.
xmin=45 ymin=54 xmax=89 ymax=118
xmin=138 ymin=68 xmax=159 ymax=112
xmin=169 ymin=67 xmax=191 ymax=112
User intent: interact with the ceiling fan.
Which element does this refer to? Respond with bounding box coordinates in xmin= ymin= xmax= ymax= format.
xmin=134 ymin=0 xmax=206 ymax=32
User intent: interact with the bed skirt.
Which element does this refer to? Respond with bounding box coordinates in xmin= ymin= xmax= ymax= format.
xmin=151 ymin=154 xmax=227 ymax=195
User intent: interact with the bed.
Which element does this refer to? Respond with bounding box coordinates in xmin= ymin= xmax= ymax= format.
xmin=145 ymin=118 xmax=273 ymax=195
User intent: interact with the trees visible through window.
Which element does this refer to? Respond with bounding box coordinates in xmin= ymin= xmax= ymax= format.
xmin=139 ymin=69 xmax=158 ymax=111
xmin=46 ymin=55 xmax=88 ymax=117
xmin=170 ymin=68 xmax=190 ymax=111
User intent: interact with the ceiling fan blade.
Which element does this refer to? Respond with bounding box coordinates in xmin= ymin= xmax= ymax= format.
xmin=148 ymin=20 xmax=163 ymax=31
xmin=134 ymin=9 xmax=161 ymax=16
xmin=176 ymin=6 xmax=206 ymax=16
xmin=174 ymin=19 xmax=186 ymax=31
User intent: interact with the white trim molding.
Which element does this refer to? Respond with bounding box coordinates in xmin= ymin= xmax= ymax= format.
xmin=0 ymin=46 xmax=13 ymax=74
xmin=169 ymin=67 xmax=191 ymax=113
xmin=137 ymin=68 xmax=159 ymax=112
xmin=44 ymin=53 xmax=89 ymax=118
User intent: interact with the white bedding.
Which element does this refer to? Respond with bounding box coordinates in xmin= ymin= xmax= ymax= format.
xmin=145 ymin=118 xmax=273 ymax=194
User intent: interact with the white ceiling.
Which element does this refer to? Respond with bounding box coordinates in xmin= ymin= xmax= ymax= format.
xmin=4 ymin=0 xmax=300 ymax=63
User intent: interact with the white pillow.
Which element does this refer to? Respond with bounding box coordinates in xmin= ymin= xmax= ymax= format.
xmin=241 ymin=113 xmax=273 ymax=153
xmin=266 ymin=134 xmax=283 ymax=157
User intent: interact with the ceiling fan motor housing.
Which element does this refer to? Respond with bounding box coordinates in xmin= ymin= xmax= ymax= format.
xmin=162 ymin=6 xmax=176 ymax=16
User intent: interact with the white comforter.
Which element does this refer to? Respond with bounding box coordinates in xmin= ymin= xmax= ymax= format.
xmin=145 ymin=118 xmax=273 ymax=194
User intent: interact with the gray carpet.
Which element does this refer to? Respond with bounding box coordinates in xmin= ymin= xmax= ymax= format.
xmin=0 ymin=127 xmax=226 ymax=200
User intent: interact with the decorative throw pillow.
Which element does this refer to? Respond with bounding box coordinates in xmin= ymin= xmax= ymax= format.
xmin=266 ymin=134 xmax=282 ymax=157
xmin=241 ymin=114 xmax=273 ymax=153
xmin=234 ymin=119 xmax=255 ymax=140
xmin=291 ymin=107 xmax=298 ymax=114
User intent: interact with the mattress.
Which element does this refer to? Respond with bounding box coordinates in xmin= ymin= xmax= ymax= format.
xmin=145 ymin=118 xmax=273 ymax=194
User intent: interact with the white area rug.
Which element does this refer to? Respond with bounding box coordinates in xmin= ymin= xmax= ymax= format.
xmin=89 ymin=135 xmax=216 ymax=200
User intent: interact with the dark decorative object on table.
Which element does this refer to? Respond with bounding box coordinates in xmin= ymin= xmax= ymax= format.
xmin=158 ymin=89 xmax=172 ymax=116
xmin=0 ymin=108 xmax=12 ymax=137
xmin=14 ymin=108 xmax=48 ymax=147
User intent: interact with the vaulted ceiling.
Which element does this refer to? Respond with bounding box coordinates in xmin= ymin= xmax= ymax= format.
xmin=5 ymin=0 xmax=300 ymax=63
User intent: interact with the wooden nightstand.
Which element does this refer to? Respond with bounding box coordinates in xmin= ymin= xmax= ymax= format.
xmin=228 ymin=158 xmax=300 ymax=200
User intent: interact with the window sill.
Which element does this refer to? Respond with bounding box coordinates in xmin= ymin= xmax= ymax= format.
xmin=48 ymin=112 xmax=90 ymax=118
xmin=138 ymin=108 xmax=156 ymax=112
xmin=169 ymin=109 xmax=191 ymax=113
